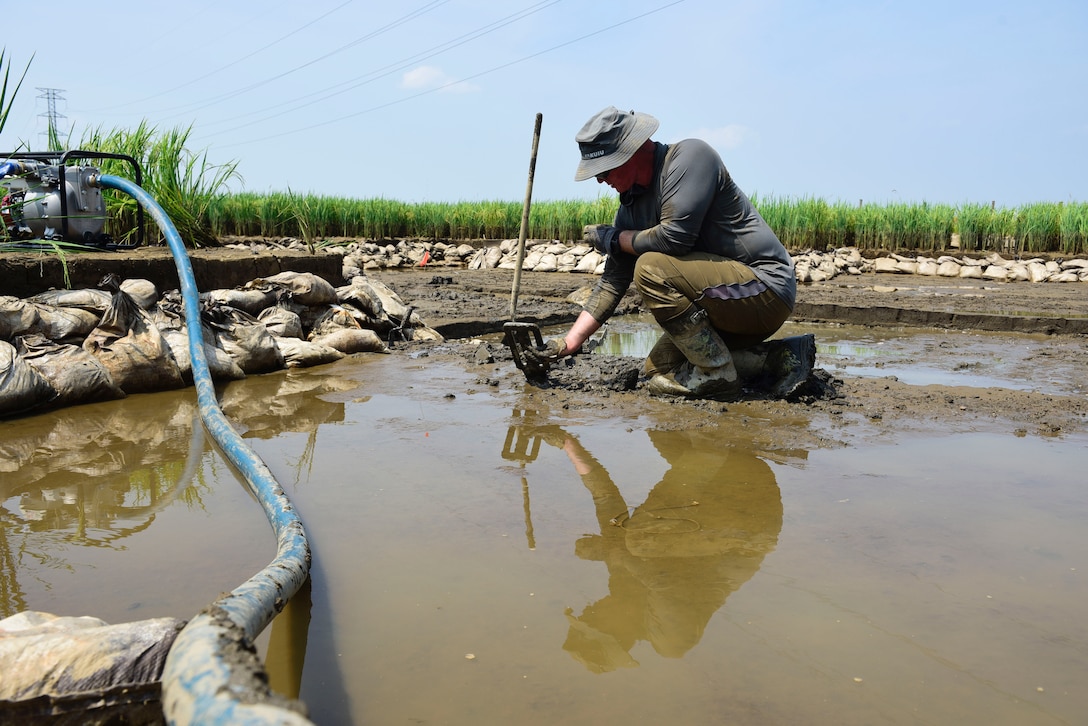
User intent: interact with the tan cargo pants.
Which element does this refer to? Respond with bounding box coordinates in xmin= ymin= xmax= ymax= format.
xmin=634 ymin=251 xmax=792 ymax=376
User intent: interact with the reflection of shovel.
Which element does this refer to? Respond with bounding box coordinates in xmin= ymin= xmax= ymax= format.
xmin=502 ymin=414 xmax=542 ymax=550
xmin=503 ymin=113 xmax=547 ymax=381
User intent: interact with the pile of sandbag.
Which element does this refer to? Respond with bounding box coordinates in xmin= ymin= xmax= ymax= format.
xmin=1 ymin=271 xmax=441 ymax=419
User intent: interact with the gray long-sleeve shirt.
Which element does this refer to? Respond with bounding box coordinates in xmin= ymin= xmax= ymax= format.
xmin=583 ymin=139 xmax=796 ymax=323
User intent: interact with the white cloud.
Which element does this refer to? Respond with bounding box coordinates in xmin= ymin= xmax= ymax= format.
xmin=400 ymin=66 xmax=479 ymax=94
xmin=689 ymin=124 xmax=752 ymax=150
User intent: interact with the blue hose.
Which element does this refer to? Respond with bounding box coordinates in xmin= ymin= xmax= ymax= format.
xmin=95 ymin=174 xmax=313 ymax=725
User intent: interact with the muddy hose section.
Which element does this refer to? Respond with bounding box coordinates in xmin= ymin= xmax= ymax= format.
xmin=94 ymin=174 xmax=314 ymax=725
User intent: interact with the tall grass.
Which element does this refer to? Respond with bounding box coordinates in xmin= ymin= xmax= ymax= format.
xmin=1 ymin=48 xmax=30 ymax=245
xmin=1058 ymin=203 xmax=1088 ymax=255
xmin=204 ymin=196 xmax=620 ymax=243
xmin=78 ymin=123 xmax=240 ymax=247
xmin=0 ymin=48 xmax=31 ymax=139
xmin=201 ymin=192 xmax=1087 ymax=254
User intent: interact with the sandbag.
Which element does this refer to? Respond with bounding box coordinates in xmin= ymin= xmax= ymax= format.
xmin=119 ymin=278 xmax=159 ymax=310
xmin=262 ymin=271 xmax=338 ymax=306
xmin=0 ymin=340 xmax=59 ymax=417
xmin=30 ymin=302 xmax=101 ymax=342
xmin=407 ymin=325 xmax=445 ymax=343
xmin=2 ymin=296 xmax=101 ymax=342
xmin=82 ymin=288 xmax=186 ymax=394
xmin=366 ymin=279 xmax=419 ymax=323
xmin=308 ymin=305 xmax=362 ymax=340
xmin=161 ymin=327 xmax=246 ymax=382
xmin=336 ymin=278 xmax=387 ymax=321
xmin=258 ymin=306 xmax=304 ymax=339
xmin=274 ymin=337 xmax=345 ymax=368
xmin=201 ymin=285 xmax=277 ymax=316
xmin=277 ymin=300 xmax=330 ymax=338
xmin=347 ymin=277 xmax=424 ymax=333
xmin=336 ymin=300 xmax=389 ymax=332
xmin=152 ymin=297 xmax=250 ymax=381
xmin=0 ymin=296 xmax=41 ymax=340
xmin=147 ymin=294 xmax=185 ymax=332
xmin=14 ymin=334 xmax=125 ymax=407
xmin=0 ymin=611 xmax=184 ymax=702
xmin=27 ymin=288 xmax=113 ymax=314
xmin=204 ymin=305 xmax=284 ymax=374
xmin=312 ymin=328 xmax=388 ymax=354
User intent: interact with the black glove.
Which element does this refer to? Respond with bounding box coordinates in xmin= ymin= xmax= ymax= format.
xmin=583 ymin=224 xmax=620 ymax=256
xmin=523 ymin=338 xmax=567 ymax=366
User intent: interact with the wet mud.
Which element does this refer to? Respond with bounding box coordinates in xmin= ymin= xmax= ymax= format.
xmin=367 ymin=266 xmax=1088 ymax=443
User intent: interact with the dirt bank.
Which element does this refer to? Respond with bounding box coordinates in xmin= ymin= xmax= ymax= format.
xmin=3 ymin=246 xmax=1086 ymax=443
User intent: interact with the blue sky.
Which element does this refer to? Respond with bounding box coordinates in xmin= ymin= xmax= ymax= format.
xmin=2 ymin=0 xmax=1085 ymax=206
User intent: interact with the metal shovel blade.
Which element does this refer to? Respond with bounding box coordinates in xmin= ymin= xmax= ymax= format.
xmin=503 ymin=321 xmax=548 ymax=379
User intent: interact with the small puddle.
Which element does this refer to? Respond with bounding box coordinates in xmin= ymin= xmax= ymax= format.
xmin=3 ymin=354 xmax=1087 ymax=725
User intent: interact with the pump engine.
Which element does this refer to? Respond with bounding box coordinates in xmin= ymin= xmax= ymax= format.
xmin=1 ymin=151 xmax=143 ymax=247
xmin=0 ymin=159 xmax=106 ymax=242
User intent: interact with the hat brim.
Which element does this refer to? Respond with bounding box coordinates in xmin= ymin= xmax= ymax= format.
xmin=574 ymin=113 xmax=659 ymax=182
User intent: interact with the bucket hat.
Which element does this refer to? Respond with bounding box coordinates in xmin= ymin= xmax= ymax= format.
xmin=574 ymin=106 xmax=659 ymax=182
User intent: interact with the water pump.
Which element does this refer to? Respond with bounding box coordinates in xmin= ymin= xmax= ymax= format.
xmin=0 ymin=150 xmax=143 ymax=247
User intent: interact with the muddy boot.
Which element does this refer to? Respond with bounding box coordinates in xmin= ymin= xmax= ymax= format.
xmin=765 ymin=334 xmax=816 ymax=399
xmin=726 ymin=335 xmax=817 ymax=399
xmin=646 ymin=306 xmax=740 ymax=400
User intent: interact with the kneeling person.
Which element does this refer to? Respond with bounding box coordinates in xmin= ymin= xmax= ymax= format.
xmin=531 ymin=106 xmax=804 ymax=399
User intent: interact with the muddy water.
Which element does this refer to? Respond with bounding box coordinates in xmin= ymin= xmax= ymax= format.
xmin=594 ymin=314 xmax=1087 ymax=396
xmin=3 ymin=344 xmax=1087 ymax=725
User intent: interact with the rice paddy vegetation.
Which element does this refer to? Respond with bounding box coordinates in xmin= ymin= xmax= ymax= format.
xmin=206 ymin=192 xmax=1088 ymax=256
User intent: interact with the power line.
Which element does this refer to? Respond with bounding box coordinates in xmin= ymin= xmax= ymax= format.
xmin=204 ymin=0 xmax=561 ymax=136
xmin=103 ymin=0 xmax=355 ymax=110
xmin=142 ymin=0 xmax=450 ymax=120
xmin=214 ymin=0 xmax=687 ymax=149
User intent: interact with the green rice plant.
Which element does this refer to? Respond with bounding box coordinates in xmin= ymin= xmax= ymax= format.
xmin=883 ymin=202 xmax=955 ymax=250
xmin=257 ymin=192 xmax=293 ymax=238
xmin=955 ymin=202 xmax=993 ymax=251
xmin=444 ymin=202 xmax=470 ymax=239
xmin=852 ymin=203 xmax=893 ymax=250
xmin=990 ymin=205 xmax=1018 ymax=253
xmin=353 ymin=198 xmax=409 ymax=238
xmin=150 ymin=125 xmax=240 ymax=247
xmin=756 ymin=195 xmax=833 ymax=249
xmin=956 ymin=203 xmax=1017 ymax=253
xmin=1059 ymin=202 xmax=1088 ymax=255
xmin=826 ymin=200 xmax=858 ymax=249
xmin=404 ymin=200 xmax=428 ymax=238
xmin=206 ymin=192 xmax=261 ymax=236
xmin=1016 ymin=202 xmax=1061 ymax=253
xmin=530 ymin=199 xmax=574 ymax=240
xmin=551 ymin=196 xmax=618 ymax=240
xmin=480 ymin=200 xmax=520 ymax=239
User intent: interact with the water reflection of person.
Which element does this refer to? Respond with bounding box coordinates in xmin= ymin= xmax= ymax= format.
xmin=545 ymin=428 xmax=783 ymax=673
